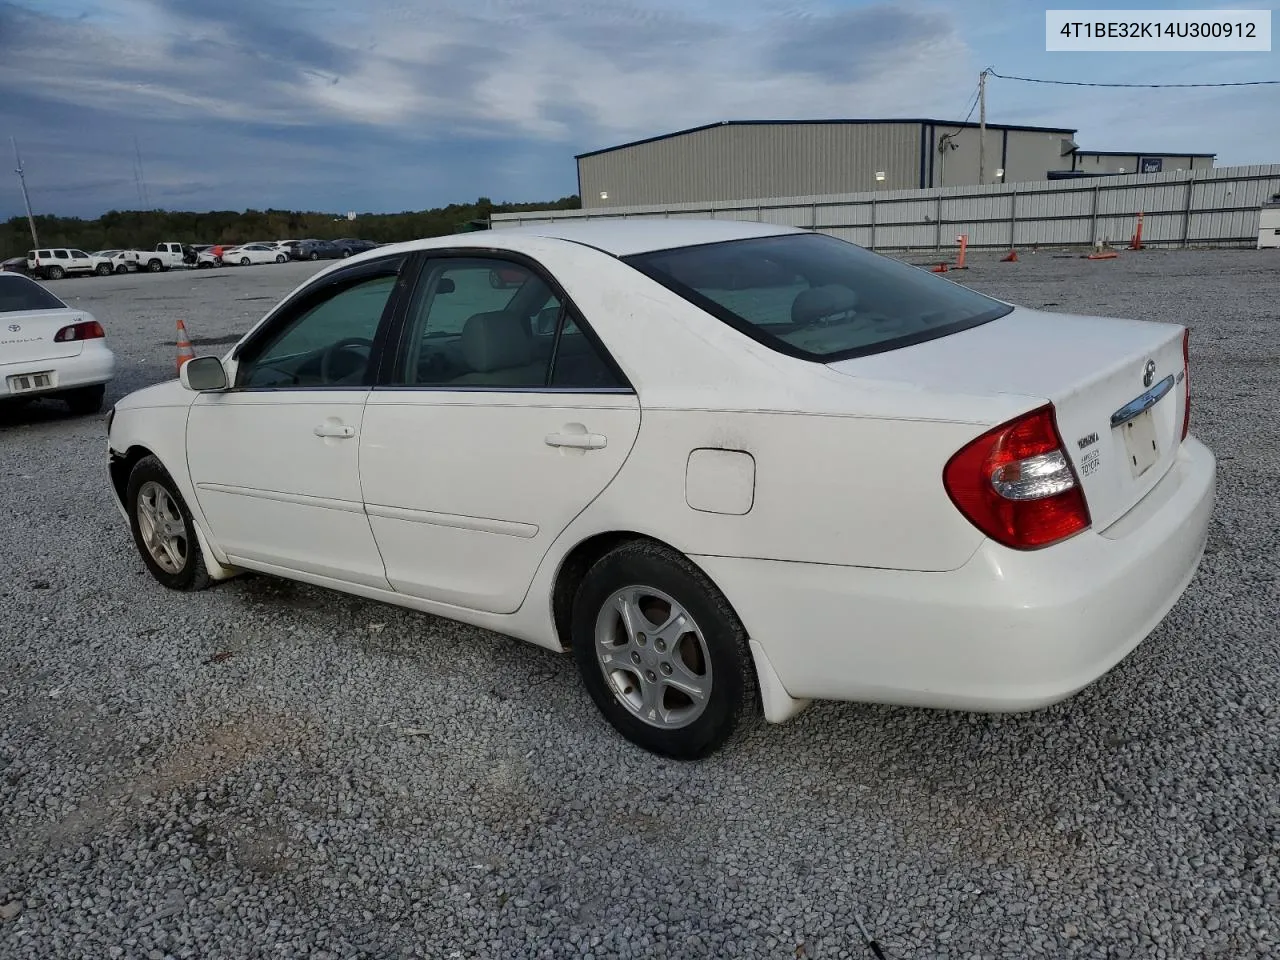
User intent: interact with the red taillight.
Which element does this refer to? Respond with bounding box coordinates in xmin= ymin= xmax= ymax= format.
xmin=1180 ymin=328 xmax=1191 ymax=442
xmin=943 ymin=404 xmax=1091 ymax=550
xmin=54 ymin=320 xmax=105 ymax=342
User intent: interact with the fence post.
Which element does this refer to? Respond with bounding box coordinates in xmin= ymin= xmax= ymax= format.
xmin=935 ymin=194 xmax=943 ymax=252
xmin=811 ymin=202 xmax=818 ymax=231
xmin=1181 ymin=174 xmax=1195 ymax=247
xmin=870 ymin=199 xmax=877 ymax=250
xmin=1009 ymin=187 xmax=1018 ymax=249
xmin=1090 ymin=183 xmax=1100 ymax=247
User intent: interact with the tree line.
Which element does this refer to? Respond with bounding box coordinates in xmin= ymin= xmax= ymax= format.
xmin=1 ymin=195 xmax=582 ymax=259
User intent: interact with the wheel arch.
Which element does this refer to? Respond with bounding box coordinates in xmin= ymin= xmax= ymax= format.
xmin=548 ymin=530 xmax=811 ymax=725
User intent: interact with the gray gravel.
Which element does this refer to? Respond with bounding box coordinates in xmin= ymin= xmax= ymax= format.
xmin=2 ymin=250 xmax=1278 ymax=960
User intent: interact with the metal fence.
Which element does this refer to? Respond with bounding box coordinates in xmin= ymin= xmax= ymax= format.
xmin=491 ymin=164 xmax=1280 ymax=252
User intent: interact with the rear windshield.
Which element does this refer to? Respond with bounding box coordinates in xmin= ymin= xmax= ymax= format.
xmin=624 ymin=232 xmax=1013 ymax=361
xmin=0 ymin=275 xmax=67 ymax=313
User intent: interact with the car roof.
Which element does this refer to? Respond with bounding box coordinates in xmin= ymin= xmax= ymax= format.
xmin=473 ymin=218 xmax=803 ymax=257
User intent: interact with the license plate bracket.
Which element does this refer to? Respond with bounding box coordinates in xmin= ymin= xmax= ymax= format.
xmin=1122 ymin=408 xmax=1160 ymax=478
xmin=7 ymin=371 xmax=54 ymax=393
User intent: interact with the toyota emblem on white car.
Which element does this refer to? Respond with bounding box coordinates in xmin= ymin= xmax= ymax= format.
xmin=1143 ymin=359 xmax=1156 ymax=387
xmin=8 ymin=324 xmax=20 ymax=332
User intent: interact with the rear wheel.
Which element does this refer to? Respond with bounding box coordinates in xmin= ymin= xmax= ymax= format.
xmin=570 ymin=541 xmax=759 ymax=760
xmin=309 ymin=251 xmax=319 ymax=261
xmin=341 ymin=249 xmax=352 ymax=258
xmin=64 ymin=384 xmax=105 ymax=415
xmin=44 ymin=265 xmax=65 ymax=280
xmin=114 ymin=264 xmax=129 ymax=274
xmin=147 ymin=259 xmax=163 ymax=273
xmin=95 ymin=263 xmax=112 ymax=276
xmin=275 ymin=254 xmax=286 ymax=263
xmin=126 ymin=456 xmax=211 ymax=591
xmin=239 ymin=256 xmax=250 ymax=266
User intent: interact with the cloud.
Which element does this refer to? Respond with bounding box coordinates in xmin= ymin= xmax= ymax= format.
xmin=0 ymin=0 xmax=1273 ymax=219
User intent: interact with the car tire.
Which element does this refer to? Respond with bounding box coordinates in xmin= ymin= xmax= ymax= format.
xmin=341 ymin=249 xmax=352 ymax=258
xmin=240 ymin=257 xmax=250 ymax=266
xmin=147 ymin=259 xmax=163 ymax=273
xmin=275 ymin=254 xmax=286 ymax=263
xmin=570 ymin=540 xmax=759 ymax=760
xmin=95 ymin=263 xmax=112 ymax=276
xmin=45 ymin=265 xmax=65 ymax=280
xmin=309 ymin=251 xmax=319 ymax=260
xmin=114 ymin=264 xmax=129 ymax=274
xmin=64 ymin=384 xmax=105 ymax=415
xmin=126 ymin=455 xmax=212 ymax=592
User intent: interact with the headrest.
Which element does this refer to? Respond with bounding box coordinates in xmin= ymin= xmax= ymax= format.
xmin=460 ymin=311 xmax=533 ymax=373
xmin=791 ymin=284 xmax=859 ymax=326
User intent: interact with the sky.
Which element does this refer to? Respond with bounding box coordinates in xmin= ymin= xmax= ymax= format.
xmin=1 ymin=0 xmax=1276 ymax=218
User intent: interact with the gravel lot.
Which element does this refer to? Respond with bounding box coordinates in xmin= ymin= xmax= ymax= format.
xmin=1 ymin=250 xmax=1277 ymax=960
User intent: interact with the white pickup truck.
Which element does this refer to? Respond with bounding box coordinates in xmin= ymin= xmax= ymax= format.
xmin=136 ymin=243 xmax=189 ymax=273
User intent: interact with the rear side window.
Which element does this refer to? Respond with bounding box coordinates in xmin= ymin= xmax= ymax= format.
xmin=625 ymin=233 xmax=1013 ymax=362
xmin=0 ymin=275 xmax=68 ymax=313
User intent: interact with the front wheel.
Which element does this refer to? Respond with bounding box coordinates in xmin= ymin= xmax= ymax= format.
xmin=126 ymin=456 xmax=212 ymax=591
xmin=275 ymin=254 xmax=286 ymax=263
xmin=309 ymin=251 xmax=319 ymax=260
xmin=341 ymin=249 xmax=352 ymax=258
xmin=114 ymin=264 xmax=129 ymax=274
xmin=240 ymin=257 xmax=250 ymax=266
xmin=570 ymin=541 xmax=759 ymax=760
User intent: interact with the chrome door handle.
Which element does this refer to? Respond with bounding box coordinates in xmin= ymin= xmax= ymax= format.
xmin=314 ymin=422 xmax=356 ymax=439
xmin=545 ymin=431 xmax=606 ymax=450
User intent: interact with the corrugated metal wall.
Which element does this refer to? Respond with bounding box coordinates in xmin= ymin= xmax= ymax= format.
xmin=579 ymin=123 xmax=923 ymax=207
xmin=496 ymin=164 xmax=1280 ymax=252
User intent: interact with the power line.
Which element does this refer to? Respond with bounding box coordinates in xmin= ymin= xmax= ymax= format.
xmin=989 ymin=70 xmax=1280 ymax=88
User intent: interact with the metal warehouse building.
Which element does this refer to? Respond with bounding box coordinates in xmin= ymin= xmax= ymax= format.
xmin=576 ymin=119 xmax=1215 ymax=209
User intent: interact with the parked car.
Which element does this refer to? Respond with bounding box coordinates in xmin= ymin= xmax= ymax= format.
xmin=1 ymin=257 xmax=29 ymax=274
xmin=94 ymin=250 xmax=142 ymax=274
xmin=139 ymin=243 xmax=189 ymax=273
xmin=334 ymin=238 xmax=378 ymax=257
xmin=1 ymin=272 xmax=114 ymax=414
xmin=26 ymin=248 xmax=113 ymax=279
xmin=223 ymin=243 xmax=289 ymax=266
xmin=104 ymin=220 xmax=1215 ymax=759
xmin=291 ymin=239 xmax=343 ymax=261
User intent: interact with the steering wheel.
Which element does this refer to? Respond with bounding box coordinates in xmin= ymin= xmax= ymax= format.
xmin=319 ymin=337 xmax=375 ymax=383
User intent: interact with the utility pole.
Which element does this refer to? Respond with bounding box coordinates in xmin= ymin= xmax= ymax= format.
xmin=978 ymin=68 xmax=988 ymax=185
xmin=11 ymin=137 xmax=40 ymax=249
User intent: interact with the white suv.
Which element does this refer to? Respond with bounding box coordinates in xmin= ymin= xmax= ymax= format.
xmin=27 ymin=248 xmax=111 ymax=280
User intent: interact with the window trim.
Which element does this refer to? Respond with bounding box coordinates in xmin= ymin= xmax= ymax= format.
xmin=376 ymin=248 xmax=633 ymax=395
xmin=229 ymin=252 xmax=414 ymax=392
xmin=622 ymin=234 xmax=1015 ymax=364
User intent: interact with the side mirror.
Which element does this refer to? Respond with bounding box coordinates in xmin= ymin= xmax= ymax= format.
xmin=180 ymin=356 xmax=229 ymax=392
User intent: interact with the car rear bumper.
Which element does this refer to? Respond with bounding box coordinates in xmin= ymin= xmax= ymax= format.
xmin=694 ymin=435 xmax=1216 ymax=713
xmin=0 ymin=344 xmax=115 ymax=399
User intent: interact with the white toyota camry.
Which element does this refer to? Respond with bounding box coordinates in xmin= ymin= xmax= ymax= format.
xmin=105 ymin=220 xmax=1215 ymax=758
xmin=1 ymin=273 xmax=114 ymax=414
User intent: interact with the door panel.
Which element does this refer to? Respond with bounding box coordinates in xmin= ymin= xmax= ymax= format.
xmin=360 ymin=392 xmax=640 ymax=612
xmin=188 ymin=392 xmax=390 ymax=587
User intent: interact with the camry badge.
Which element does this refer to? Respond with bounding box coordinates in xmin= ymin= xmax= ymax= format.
xmin=1142 ymin=359 xmax=1156 ymax=388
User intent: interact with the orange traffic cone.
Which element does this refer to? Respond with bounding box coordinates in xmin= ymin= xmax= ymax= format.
xmin=175 ymin=319 xmax=195 ymax=374
xmin=931 ymin=262 xmax=948 ymax=273
xmin=1001 ymin=250 xmax=1019 ymax=262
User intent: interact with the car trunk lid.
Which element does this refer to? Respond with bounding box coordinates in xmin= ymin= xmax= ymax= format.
xmin=826 ymin=306 xmax=1188 ymax=532
xmin=0 ymin=309 xmax=88 ymax=364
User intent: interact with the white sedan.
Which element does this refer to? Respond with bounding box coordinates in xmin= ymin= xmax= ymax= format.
xmin=1 ymin=273 xmax=114 ymax=413
xmin=104 ymin=220 xmax=1215 ymax=759
xmin=223 ymin=243 xmax=288 ymax=266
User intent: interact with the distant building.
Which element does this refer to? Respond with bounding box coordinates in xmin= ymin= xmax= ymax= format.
xmin=575 ymin=119 xmax=1216 ymax=209
xmin=1067 ymin=150 xmax=1216 ymax=177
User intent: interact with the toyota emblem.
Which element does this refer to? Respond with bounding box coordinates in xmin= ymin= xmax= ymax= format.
xmin=7 ymin=324 xmax=19 ymax=333
xmin=1142 ymin=359 xmax=1156 ymax=388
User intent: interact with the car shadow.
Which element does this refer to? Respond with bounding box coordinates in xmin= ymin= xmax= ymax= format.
xmin=0 ymin=398 xmax=108 ymax=428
